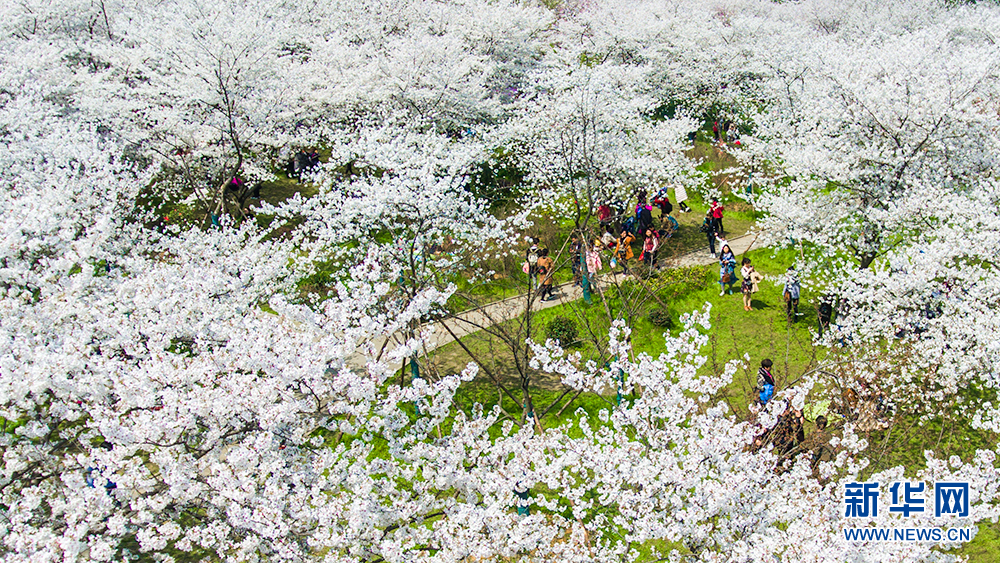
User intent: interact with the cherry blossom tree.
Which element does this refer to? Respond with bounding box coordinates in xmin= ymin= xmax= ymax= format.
xmin=5 ymin=1 xmax=1000 ymax=562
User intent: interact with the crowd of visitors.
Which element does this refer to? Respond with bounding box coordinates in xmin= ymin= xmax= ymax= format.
xmin=520 ymin=187 xmax=828 ymax=327
xmin=515 ymin=185 xmax=848 ymax=478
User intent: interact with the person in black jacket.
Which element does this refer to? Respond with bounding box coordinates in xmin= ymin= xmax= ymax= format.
xmin=700 ymin=212 xmax=719 ymax=256
xmin=637 ymin=204 xmax=654 ymax=234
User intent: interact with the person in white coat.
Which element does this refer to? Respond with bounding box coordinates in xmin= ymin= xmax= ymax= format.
xmin=673 ymin=184 xmax=692 ymax=213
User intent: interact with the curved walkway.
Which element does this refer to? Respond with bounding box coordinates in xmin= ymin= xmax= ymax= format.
xmin=346 ymin=233 xmax=758 ymax=369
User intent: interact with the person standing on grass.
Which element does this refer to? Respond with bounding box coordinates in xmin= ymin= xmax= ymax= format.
xmin=710 ymin=198 xmax=725 ymax=235
xmin=818 ymin=295 xmax=834 ymax=337
xmin=757 ymin=358 xmax=775 ymax=405
xmin=536 ymin=248 xmax=555 ymax=301
xmin=807 ymin=415 xmax=834 ymax=480
xmin=719 ymin=243 xmax=737 ymax=296
xmin=636 ymin=203 xmax=654 ymax=234
xmin=597 ymin=202 xmax=612 ymax=230
xmin=701 ymin=212 xmax=718 ymax=256
xmin=740 ymin=258 xmax=763 ymax=311
xmin=651 ymin=188 xmax=672 ymax=217
xmin=642 ymin=228 xmax=659 ymax=268
xmin=674 ymin=184 xmax=692 ymax=213
xmin=783 ymin=267 xmax=802 ymax=320
xmin=616 ymin=227 xmax=635 ymax=275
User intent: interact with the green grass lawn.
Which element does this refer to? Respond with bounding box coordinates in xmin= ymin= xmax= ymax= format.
xmin=433 ymin=246 xmax=821 ymax=421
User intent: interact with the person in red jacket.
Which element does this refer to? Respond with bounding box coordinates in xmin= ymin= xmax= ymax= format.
xmin=597 ymin=202 xmax=612 ymax=230
xmin=710 ymin=198 xmax=725 ymax=235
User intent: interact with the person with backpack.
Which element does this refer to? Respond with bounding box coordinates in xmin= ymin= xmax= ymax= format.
xmin=757 ymin=359 xmax=775 ymax=405
xmin=719 ymin=243 xmax=737 ymax=295
xmin=616 ymin=228 xmax=635 ymax=275
xmin=636 ymin=203 xmax=654 ymax=234
xmin=651 ymin=188 xmax=672 ymax=217
xmin=536 ymin=248 xmax=555 ymax=301
xmin=701 ymin=212 xmax=719 ymax=256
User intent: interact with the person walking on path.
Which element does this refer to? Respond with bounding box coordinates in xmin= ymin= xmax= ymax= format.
xmin=719 ymin=243 xmax=737 ymax=295
xmin=616 ymin=227 xmax=635 ymax=275
xmin=641 ymin=227 xmax=659 ymax=268
xmin=586 ymin=241 xmax=604 ymax=283
xmin=783 ymin=267 xmax=802 ymax=320
xmin=525 ymin=238 xmax=540 ymax=291
xmin=710 ymin=198 xmax=725 ymax=235
xmin=740 ymin=258 xmax=764 ymax=311
xmin=701 ymin=212 xmax=719 ymax=256
xmin=536 ymin=248 xmax=555 ymax=301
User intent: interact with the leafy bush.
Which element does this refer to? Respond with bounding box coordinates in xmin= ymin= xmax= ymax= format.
xmin=546 ymin=316 xmax=579 ymax=347
xmin=629 ymin=261 xmax=658 ymax=279
xmin=647 ymin=308 xmax=674 ymax=329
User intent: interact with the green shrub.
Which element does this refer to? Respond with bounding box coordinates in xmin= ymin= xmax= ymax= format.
xmin=647 ymin=308 xmax=674 ymax=329
xmin=546 ymin=316 xmax=579 ymax=347
xmin=629 ymin=261 xmax=658 ymax=279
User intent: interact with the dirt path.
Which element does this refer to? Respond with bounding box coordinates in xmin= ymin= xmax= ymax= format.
xmin=345 ymin=232 xmax=759 ymax=370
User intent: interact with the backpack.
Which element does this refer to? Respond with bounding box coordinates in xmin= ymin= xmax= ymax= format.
xmin=623 ymin=216 xmax=637 ymax=234
xmin=699 ymin=220 xmax=711 ymax=233
xmin=760 ymin=383 xmax=774 ymax=405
